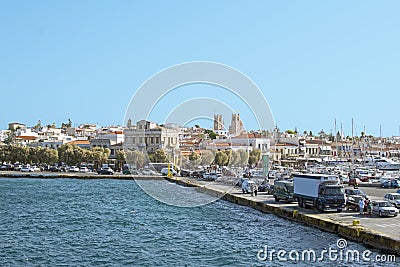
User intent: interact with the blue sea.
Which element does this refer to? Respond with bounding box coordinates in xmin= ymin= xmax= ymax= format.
xmin=0 ymin=178 xmax=397 ymax=266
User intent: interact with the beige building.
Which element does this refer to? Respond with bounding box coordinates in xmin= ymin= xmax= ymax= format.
xmin=229 ymin=113 xmax=245 ymax=137
xmin=213 ymin=114 xmax=224 ymax=131
xmin=124 ymin=120 xmax=179 ymax=152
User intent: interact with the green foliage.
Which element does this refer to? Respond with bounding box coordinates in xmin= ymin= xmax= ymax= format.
xmin=204 ymin=129 xmax=218 ymax=140
xmin=248 ymin=149 xmax=262 ymax=166
xmin=58 ymin=144 xmax=110 ymax=166
xmin=229 ymin=150 xmax=240 ymax=166
xmin=214 ymin=151 xmax=229 ymax=166
xmin=148 ymin=149 xmax=168 ymax=163
xmin=125 ymin=150 xmax=145 ymax=168
xmin=286 ymin=129 xmax=295 ymax=135
xmin=200 ymin=151 xmax=214 ymax=165
xmin=237 ymin=149 xmax=249 ymax=166
xmin=0 ymin=145 xmax=57 ymax=164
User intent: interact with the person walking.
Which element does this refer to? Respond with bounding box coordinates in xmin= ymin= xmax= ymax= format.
xmin=254 ymin=184 xmax=258 ymax=197
xmin=358 ymin=197 xmax=365 ymax=215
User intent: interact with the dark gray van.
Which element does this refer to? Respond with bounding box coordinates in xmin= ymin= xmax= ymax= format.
xmin=273 ymin=180 xmax=296 ymax=202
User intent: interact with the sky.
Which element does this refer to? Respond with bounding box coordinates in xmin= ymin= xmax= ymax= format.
xmin=1 ymin=1 xmax=400 ymax=137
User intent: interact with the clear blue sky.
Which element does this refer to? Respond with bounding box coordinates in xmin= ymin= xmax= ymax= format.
xmin=1 ymin=1 xmax=399 ymax=137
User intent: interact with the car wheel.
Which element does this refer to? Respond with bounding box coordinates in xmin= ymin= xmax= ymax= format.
xmin=317 ymin=200 xmax=323 ymax=211
xmin=298 ymin=198 xmax=303 ymax=207
xmin=274 ymin=196 xmax=279 ymax=202
xmin=379 ymin=211 xmax=383 ymax=217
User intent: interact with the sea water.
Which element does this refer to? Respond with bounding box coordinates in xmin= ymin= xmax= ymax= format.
xmin=0 ymin=178 xmax=397 ymax=266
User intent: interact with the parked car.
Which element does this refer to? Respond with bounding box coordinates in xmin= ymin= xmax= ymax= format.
xmin=242 ymin=180 xmax=256 ymax=194
xmin=123 ymin=169 xmax=140 ymax=175
xmin=160 ymin=167 xmax=177 ymax=176
xmin=345 ymin=188 xmax=367 ymax=198
xmin=49 ymin=166 xmax=62 ymax=172
xmin=258 ymin=182 xmax=274 ymax=194
xmin=180 ymin=169 xmax=192 ymax=177
xmin=141 ymin=169 xmax=157 ymax=175
xmin=348 ymin=178 xmax=361 ymax=187
xmin=192 ymin=170 xmax=206 ymax=178
xmin=203 ymin=172 xmax=222 ymax=181
xmin=30 ymin=165 xmax=40 ymax=172
xmin=14 ymin=164 xmax=23 ymax=171
xmin=79 ymin=167 xmax=89 ymax=173
xmin=273 ymin=180 xmax=296 ymax=202
xmin=371 ymin=201 xmax=399 ymax=217
xmin=382 ymin=179 xmax=400 ymax=188
xmin=345 ymin=195 xmax=364 ymax=211
xmin=383 ymin=193 xmax=400 ymax=208
xmin=20 ymin=165 xmax=33 ymax=172
xmin=1 ymin=164 xmax=13 ymax=171
xmin=236 ymin=177 xmax=248 ymax=187
xmin=100 ymin=167 xmax=114 ymax=175
xmin=68 ymin=166 xmax=79 ymax=172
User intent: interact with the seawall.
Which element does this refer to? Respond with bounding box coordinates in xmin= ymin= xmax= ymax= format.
xmin=166 ymin=176 xmax=400 ymax=256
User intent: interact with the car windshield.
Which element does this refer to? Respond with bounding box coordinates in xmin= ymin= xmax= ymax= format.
xmin=352 ymin=189 xmax=364 ymax=195
xmin=325 ymin=187 xmax=344 ymax=196
xmin=379 ymin=202 xmax=393 ymax=207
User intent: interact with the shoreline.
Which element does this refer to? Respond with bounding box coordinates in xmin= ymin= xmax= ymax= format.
xmin=0 ymin=171 xmax=163 ymax=180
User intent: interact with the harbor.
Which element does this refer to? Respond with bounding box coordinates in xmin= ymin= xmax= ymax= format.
xmin=164 ymin=174 xmax=400 ymax=256
xmin=2 ymin=166 xmax=400 ymax=256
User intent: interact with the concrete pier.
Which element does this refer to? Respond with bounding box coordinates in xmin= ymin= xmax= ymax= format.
xmin=165 ymin=176 xmax=400 ymax=256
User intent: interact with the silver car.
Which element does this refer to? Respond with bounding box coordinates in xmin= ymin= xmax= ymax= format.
xmin=383 ymin=193 xmax=400 ymax=208
xmin=372 ymin=201 xmax=399 ymax=217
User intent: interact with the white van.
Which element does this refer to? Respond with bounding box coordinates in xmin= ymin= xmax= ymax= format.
xmin=160 ymin=167 xmax=177 ymax=176
xmin=242 ymin=180 xmax=256 ymax=194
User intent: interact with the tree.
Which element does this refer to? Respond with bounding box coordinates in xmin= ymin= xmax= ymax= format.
xmin=229 ymin=150 xmax=240 ymax=166
xmin=125 ymin=150 xmax=145 ymax=169
xmin=237 ymin=149 xmax=249 ymax=166
xmin=58 ymin=144 xmax=84 ymax=165
xmin=188 ymin=151 xmax=201 ymax=167
xmin=194 ymin=124 xmax=200 ymax=128
xmin=150 ymin=149 xmax=168 ymax=163
xmin=214 ymin=151 xmax=228 ymax=166
xmin=200 ymin=150 xmax=214 ymax=166
xmin=61 ymin=118 xmax=72 ymax=129
xmin=309 ymin=131 xmax=313 ymax=136
xmin=204 ymin=129 xmax=218 ymax=140
xmin=116 ymin=150 xmax=126 ymax=170
xmin=286 ymin=129 xmax=295 ymax=135
xmin=248 ymin=149 xmax=262 ymax=166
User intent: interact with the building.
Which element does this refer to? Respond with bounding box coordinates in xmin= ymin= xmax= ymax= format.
xmin=213 ymin=114 xmax=224 ymax=131
xmin=8 ymin=122 xmax=27 ymax=131
xmin=124 ymin=120 xmax=179 ymax=152
xmin=209 ymin=133 xmax=270 ymax=153
xmin=229 ymin=113 xmax=245 ymax=137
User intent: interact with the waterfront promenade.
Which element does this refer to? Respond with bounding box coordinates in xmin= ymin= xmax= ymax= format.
xmin=166 ymin=176 xmax=400 ymax=255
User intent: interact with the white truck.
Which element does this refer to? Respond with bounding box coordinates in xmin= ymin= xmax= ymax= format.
xmin=293 ymin=173 xmax=346 ymax=212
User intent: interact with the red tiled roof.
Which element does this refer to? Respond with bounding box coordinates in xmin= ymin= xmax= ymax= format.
xmin=16 ymin=136 xmax=37 ymax=140
xmin=274 ymin=142 xmax=298 ymax=147
xmin=68 ymin=140 xmax=90 ymax=145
